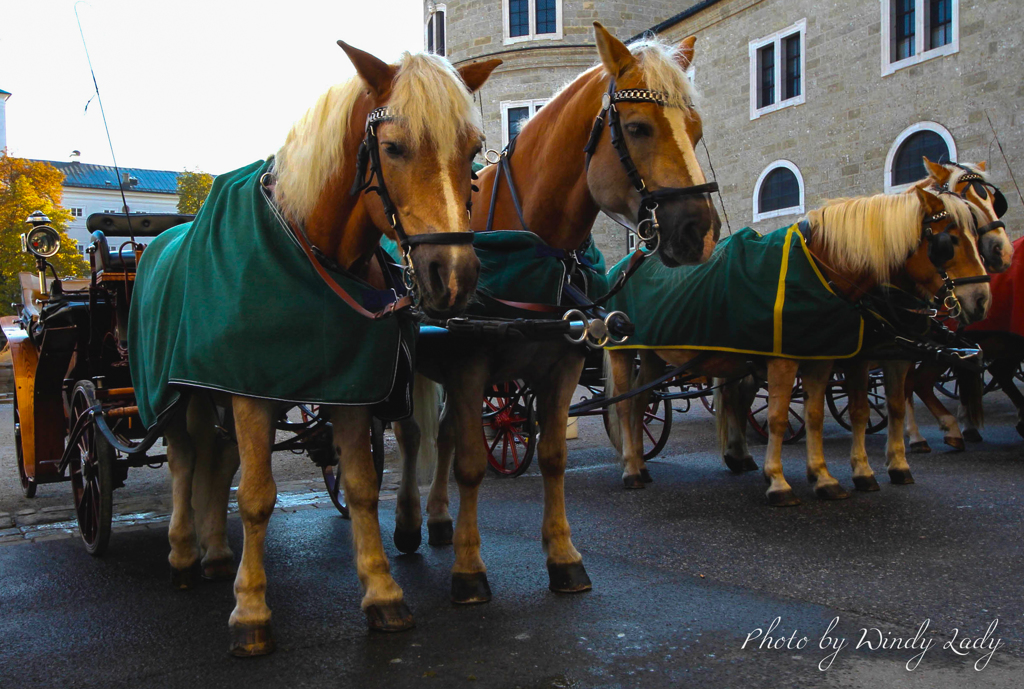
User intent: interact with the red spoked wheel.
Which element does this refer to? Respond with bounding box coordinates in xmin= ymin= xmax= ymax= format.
xmin=827 ymin=369 xmax=888 ymax=434
xmin=746 ymin=376 xmax=806 ymax=444
xmin=13 ymin=389 xmax=36 ymax=498
xmin=68 ymin=381 xmax=114 ymax=556
xmin=321 ymin=412 xmax=385 ymax=519
xmin=601 ymin=393 xmax=673 ymax=461
xmin=483 ymin=381 xmax=537 ymax=477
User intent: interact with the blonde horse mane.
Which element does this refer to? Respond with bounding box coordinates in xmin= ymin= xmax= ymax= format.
xmin=274 ymin=52 xmax=480 ymax=224
xmin=804 ymin=194 xmax=926 ymax=281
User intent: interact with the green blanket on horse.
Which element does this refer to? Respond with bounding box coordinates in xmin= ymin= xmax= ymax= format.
xmin=129 ymin=158 xmax=415 ymax=428
xmin=604 ymin=225 xmax=864 ymax=359
xmin=383 ymin=230 xmax=610 ymax=318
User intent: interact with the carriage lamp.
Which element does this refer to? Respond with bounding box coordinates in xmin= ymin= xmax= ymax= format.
xmin=22 ymin=211 xmax=62 ymax=296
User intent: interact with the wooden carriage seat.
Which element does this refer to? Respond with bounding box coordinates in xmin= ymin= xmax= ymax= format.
xmin=86 ymin=213 xmax=194 ymax=279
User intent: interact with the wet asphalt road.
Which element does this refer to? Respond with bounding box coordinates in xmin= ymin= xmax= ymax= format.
xmin=1 ymin=395 xmax=1023 ymax=688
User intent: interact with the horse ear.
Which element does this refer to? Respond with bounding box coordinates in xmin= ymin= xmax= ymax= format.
xmin=923 ymin=157 xmax=951 ymax=185
xmin=976 ymin=161 xmax=987 ymax=171
xmin=458 ymin=59 xmax=502 ymax=94
xmin=914 ymin=184 xmax=944 ymax=214
xmin=677 ymin=36 xmax=697 ymax=69
xmin=338 ymin=40 xmax=396 ymax=96
xmin=594 ymin=22 xmax=635 ymax=78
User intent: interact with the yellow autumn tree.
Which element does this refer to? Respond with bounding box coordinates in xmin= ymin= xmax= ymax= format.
xmin=0 ymin=152 xmax=88 ymax=315
xmin=176 ymin=169 xmax=214 ymax=214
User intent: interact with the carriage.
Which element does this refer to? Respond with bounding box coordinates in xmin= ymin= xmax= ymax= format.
xmin=4 ymin=210 xmax=376 ymax=554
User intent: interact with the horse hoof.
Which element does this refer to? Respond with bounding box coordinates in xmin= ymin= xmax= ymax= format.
xmin=639 ymin=468 xmax=653 ymax=483
xmin=202 ymin=558 xmax=236 ymax=581
xmin=724 ymin=454 xmax=745 ymax=474
xmin=742 ymin=457 xmax=758 ymax=472
xmin=945 ymin=437 xmax=966 ymax=451
xmin=962 ymin=428 xmax=983 ymax=443
xmin=428 ymin=521 xmax=453 ymax=547
xmin=451 ymin=572 xmax=492 ymax=604
xmin=853 ymin=475 xmax=880 ymax=492
xmin=623 ymin=475 xmax=645 ymax=489
xmin=815 ymin=483 xmax=850 ymax=501
xmin=909 ymin=441 xmax=931 ymax=454
xmin=170 ymin=565 xmax=198 ymax=591
xmin=548 ymin=561 xmax=592 ymax=593
xmin=888 ymin=468 xmax=915 ymax=485
xmin=766 ymin=489 xmax=801 ymax=507
xmin=365 ymin=601 xmax=415 ymax=632
xmin=229 ymin=623 xmax=275 ymax=657
xmin=393 ymin=527 xmax=422 ymax=554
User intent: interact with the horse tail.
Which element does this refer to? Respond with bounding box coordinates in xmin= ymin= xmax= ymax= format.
xmin=958 ymin=367 xmax=985 ymax=430
xmin=411 ymin=373 xmax=442 ymax=485
xmin=603 ymin=350 xmax=624 ymax=454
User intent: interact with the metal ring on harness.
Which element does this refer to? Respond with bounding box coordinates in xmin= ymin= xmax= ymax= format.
xmin=604 ymin=310 xmax=630 ymax=345
xmin=585 ymin=317 xmax=610 ymax=348
xmin=943 ymin=293 xmax=962 ymax=320
xmin=635 ymin=206 xmax=659 ymax=242
xmin=485 ymin=149 xmax=502 ymax=165
xmin=637 ymin=229 xmax=660 ymax=255
xmin=562 ymin=309 xmax=589 ymax=345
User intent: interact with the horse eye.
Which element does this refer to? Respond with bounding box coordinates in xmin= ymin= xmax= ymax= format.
xmin=382 ymin=142 xmax=405 ymax=157
xmin=625 ymin=123 xmax=651 ymax=138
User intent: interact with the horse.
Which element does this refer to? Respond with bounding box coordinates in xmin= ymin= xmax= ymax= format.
xmin=605 ymin=184 xmax=991 ymax=505
xmin=129 ymin=43 xmax=499 ymax=656
xmin=390 ymin=24 xmax=720 ymax=603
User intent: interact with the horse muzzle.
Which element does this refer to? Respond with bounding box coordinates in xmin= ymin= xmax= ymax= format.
xmin=655 ymin=194 xmax=721 ymax=267
xmin=411 ymin=243 xmax=480 ymax=318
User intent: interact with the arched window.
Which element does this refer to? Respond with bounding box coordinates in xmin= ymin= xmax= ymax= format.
xmin=885 ymin=122 xmax=956 ymax=192
xmin=753 ymin=160 xmax=804 ymax=222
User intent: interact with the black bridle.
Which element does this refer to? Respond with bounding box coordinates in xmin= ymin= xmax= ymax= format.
xmin=945 ymin=163 xmax=1009 ymax=242
xmin=582 ymin=78 xmax=719 ymax=251
xmin=350 ymin=106 xmax=475 ymax=292
xmin=919 ymin=208 xmax=991 ymax=320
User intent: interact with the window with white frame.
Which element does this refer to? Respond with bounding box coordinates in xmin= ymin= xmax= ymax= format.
xmin=884 ymin=122 xmax=956 ymax=193
xmin=503 ymin=0 xmax=562 ymax=45
xmin=500 ymin=99 xmax=546 ymax=146
xmin=881 ymin=0 xmax=958 ymax=76
xmin=425 ymin=4 xmax=446 ymax=56
xmin=749 ymin=19 xmax=805 ymax=120
xmin=69 ymin=207 xmax=84 ymax=218
xmin=753 ymin=160 xmax=804 ymax=222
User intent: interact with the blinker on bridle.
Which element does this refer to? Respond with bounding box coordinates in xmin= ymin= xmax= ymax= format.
xmin=350 ymin=106 xmax=475 ymax=293
xmin=583 ymin=78 xmax=719 ymax=253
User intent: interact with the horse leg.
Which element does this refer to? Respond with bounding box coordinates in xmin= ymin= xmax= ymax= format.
xmin=164 ymin=403 xmax=199 ymax=590
xmin=633 ymin=351 xmax=663 ymax=483
xmin=903 ymin=364 xmax=932 ymax=454
xmin=426 ymin=404 xmax=456 ymax=546
xmin=883 ymin=361 xmax=915 ymax=485
xmin=990 ymin=357 xmax=1024 ymax=438
xmin=533 ymin=353 xmax=591 ymax=593
xmin=392 ymin=418 xmax=423 ymax=554
xmin=228 ymin=396 xmax=278 ymax=656
xmin=844 ymin=361 xmax=880 ymax=492
xmin=916 ymin=363 xmax=964 ymax=451
xmin=763 ymin=359 xmax=801 ymax=506
xmin=801 ymin=360 xmax=847 ymax=500
xmin=956 ymin=366 xmax=986 ymax=443
xmin=190 ymin=395 xmax=240 ymax=581
xmin=331 ymin=405 xmax=413 ymax=631
xmin=716 ymin=375 xmax=758 ymax=473
xmin=446 ymin=365 xmax=492 ymax=603
xmin=606 ymin=349 xmax=645 ymax=488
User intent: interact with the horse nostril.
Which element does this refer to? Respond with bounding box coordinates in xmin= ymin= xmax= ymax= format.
xmin=428 ymin=260 xmax=447 ymax=296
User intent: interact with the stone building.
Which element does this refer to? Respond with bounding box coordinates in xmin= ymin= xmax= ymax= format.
xmin=426 ymin=0 xmax=1023 ymax=263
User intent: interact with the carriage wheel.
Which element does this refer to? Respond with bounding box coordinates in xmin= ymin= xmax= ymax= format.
xmin=696 ymin=378 xmax=716 ymax=413
xmin=826 ymin=369 xmax=888 ymax=434
xmin=483 ymin=381 xmax=537 ymax=477
xmin=13 ymin=389 xmax=36 ymax=498
xmin=601 ymin=393 xmax=674 ymax=460
xmin=322 ymin=415 xmax=385 ymax=519
xmin=68 ymin=381 xmax=114 ymax=556
xmin=746 ymin=376 xmax=806 ymax=444
xmin=934 ymin=367 xmax=959 ymax=400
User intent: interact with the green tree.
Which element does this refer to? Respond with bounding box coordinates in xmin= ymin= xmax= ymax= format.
xmin=0 ymin=152 xmax=89 ymax=315
xmin=176 ymin=169 xmax=214 ymax=214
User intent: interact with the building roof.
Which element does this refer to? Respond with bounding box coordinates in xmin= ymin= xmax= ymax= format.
xmin=0 ymin=88 xmax=10 ymax=99
xmin=627 ymin=0 xmax=726 ymax=43
xmin=35 ymin=160 xmax=179 ymax=195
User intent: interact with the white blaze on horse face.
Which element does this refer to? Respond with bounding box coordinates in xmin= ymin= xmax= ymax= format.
xmin=665 ymin=109 xmax=706 ymax=187
xmin=440 ymin=162 xmax=466 ymax=233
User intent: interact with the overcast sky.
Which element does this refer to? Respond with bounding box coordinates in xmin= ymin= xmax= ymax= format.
xmin=2 ymin=0 xmax=423 ymax=174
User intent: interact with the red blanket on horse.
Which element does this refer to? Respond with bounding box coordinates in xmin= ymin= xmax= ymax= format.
xmin=966 ymin=236 xmax=1024 ymax=339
